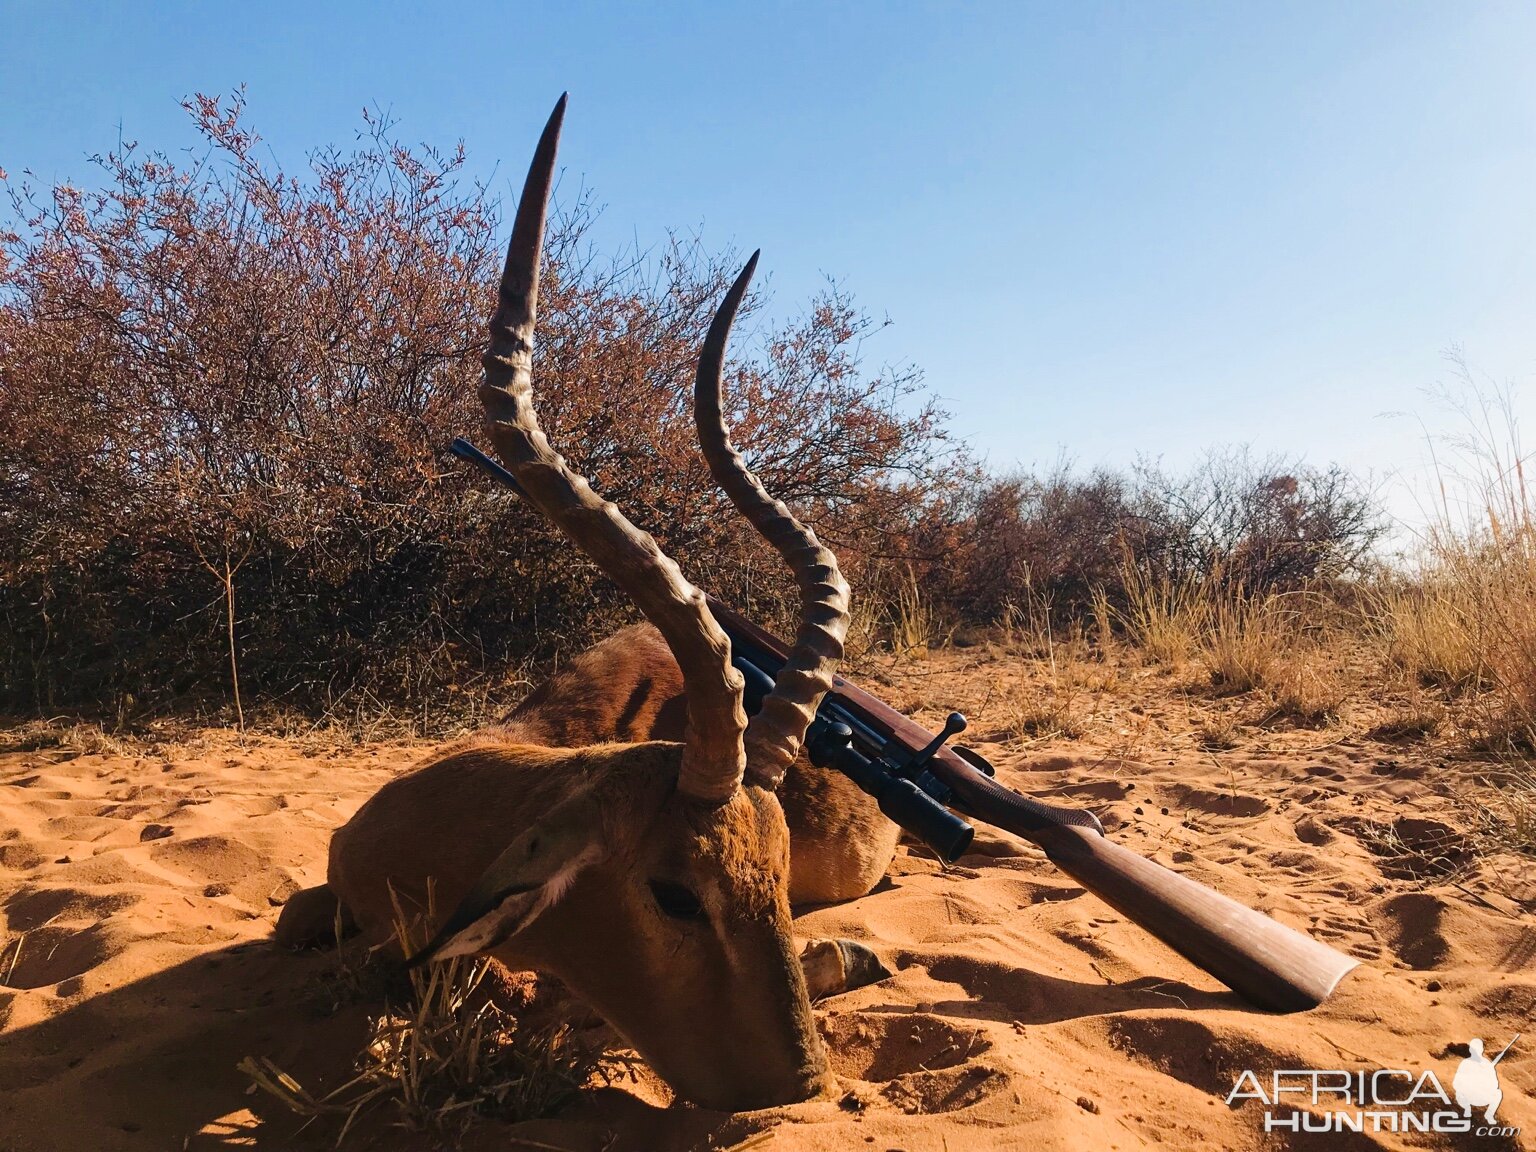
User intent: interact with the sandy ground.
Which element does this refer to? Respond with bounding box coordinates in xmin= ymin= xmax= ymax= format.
xmin=2 ymin=647 xmax=1534 ymax=1151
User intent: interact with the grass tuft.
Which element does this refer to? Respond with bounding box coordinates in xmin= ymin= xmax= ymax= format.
xmin=1201 ymin=588 xmax=1288 ymax=693
xmin=1265 ymin=661 xmax=1345 ymax=727
xmin=0 ymin=719 xmax=134 ymax=757
xmin=244 ymin=893 xmax=601 ymax=1144
xmin=1196 ymin=717 xmax=1241 ymax=751
xmin=1118 ymin=564 xmax=1206 ymax=667
xmin=1367 ymin=702 xmax=1445 ymax=744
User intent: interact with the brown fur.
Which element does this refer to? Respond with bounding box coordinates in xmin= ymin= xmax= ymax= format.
xmin=489 ymin=623 xmax=900 ymax=905
xmin=489 ymin=624 xmax=689 ymax=747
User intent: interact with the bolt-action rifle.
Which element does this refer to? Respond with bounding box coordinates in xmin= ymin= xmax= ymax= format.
xmin=451 ymin=437 xmax=1358 ymax=1013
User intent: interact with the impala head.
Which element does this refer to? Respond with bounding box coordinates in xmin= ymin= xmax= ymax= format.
xmin=409 ymin=95 xmax=850 ymax=1111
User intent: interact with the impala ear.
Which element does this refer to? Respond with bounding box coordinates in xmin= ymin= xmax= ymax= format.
xmin=406 ymin=789 xmax=608 ymax=966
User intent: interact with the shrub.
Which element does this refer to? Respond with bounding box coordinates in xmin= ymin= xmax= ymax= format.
xmin=0 ymin=93 xmax=964 ymax=724
xmin=1132 ymin=448 xmax=1386 ymax=592
xmin=930 ymin=450 xmax=1384 ymax=641
xmin=948 ymin=465 xmax=1146 ymax=623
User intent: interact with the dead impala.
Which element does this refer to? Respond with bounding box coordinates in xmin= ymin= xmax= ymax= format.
xmin=277 ymin=95 xmax=899 ymax=1111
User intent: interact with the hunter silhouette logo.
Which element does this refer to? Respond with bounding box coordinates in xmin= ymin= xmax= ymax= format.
xmin=1225 ymin=1033 xmax=1521 ymax=1136
xmin=1454 ymin=1035 xmax=1516 ymax=1124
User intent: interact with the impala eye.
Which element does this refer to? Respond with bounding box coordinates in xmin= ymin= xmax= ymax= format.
xmin=649 ymin=880 xmax=705 ymax=921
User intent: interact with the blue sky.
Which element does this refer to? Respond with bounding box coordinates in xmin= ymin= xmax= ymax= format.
xmin=4 ymin=1 xmax=1534 ymax=531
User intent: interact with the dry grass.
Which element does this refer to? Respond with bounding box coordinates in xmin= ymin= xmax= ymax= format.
xmin=1000 ymin=685 xmax=1087 ymax=742
xmin=1117 ymin=564 xmax=1206 ymax=667
xmin=889 ymin=566 xmax=942 ymax=659
xmin=244 ymin=893 xmax=600 ymax=1144
xmin=1089 ymin=585 xmax=1117 ymax=657
xmin=1373 ymin=577 xmax=1487 ymax=694
xmin=996 ymin=587 xmax=1060 ymax=658
xmin=1200 ymin=588 xmax=1289 ymax=693
xmin=1115 ymin=571 xmax=1350 ymax=727
xmin=1467 ymin=766 xmax=1536 ymax=857
xmin=991 ymin=620 xmax=1112 ymax=743
xmin=1367 ymin=697 xmax=1446 ymax=743
xmin=301 ymin=909 xmax=410 ymax=1017
xmin=843 ymin=576 xmax=887 ymax=665
xmin=1101 ymin=709 xmax=1155 ymax=763
xmin=1456 ymin=541 xmax=1536 ymax=755
xmin=1356 ymin=381 xmax=1536 ymax=858
xmin=1373 ymin=391 xmax=1536 ymax=754
xmin=0 ymin=719 xmax=135 ymax=757
xmin=849 ymin=565 xmax=957 ymax=664
xmin=995 ymin=598 xmax=1031 ymax=656
xmin=1196 ymin=716 xmax=1241 ymax=751
xmin=1264 ymin=660 xmax=1346 ymax=726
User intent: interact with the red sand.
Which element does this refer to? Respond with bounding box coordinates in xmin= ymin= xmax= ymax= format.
xmin=2 ymin=652 xmax=1532 ymax=1150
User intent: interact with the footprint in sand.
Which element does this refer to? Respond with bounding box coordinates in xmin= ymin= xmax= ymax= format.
xmin=4 ymin=887 xmax=139 ymax=931
xmin=1302 ymin=763 xmax=1347 ymax=781
xmin=1339 ymin=815 xmax=1473 ymax=881
xmin=1161 ymin=783 xmax=1270 ymax=819
xmin=1293 ymin=814 xmax=1335 ymax=845
xmin=880 ymin=1062 xmax=1004 ymax=1115
xmin=0 ymin=920 xmax=120 ymax=989
xmin=1368 ymin=891 xmax=1529 ymax=972
xmin=0 ymin=841 xmax=47 ymax=871
xmin=1099 ymin=1015 xmax=1306 ymax=1099
xmin=1373 ymin=892 xmax=1450 ymax=969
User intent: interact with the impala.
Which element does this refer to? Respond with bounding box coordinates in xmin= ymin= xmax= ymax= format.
xmin=278 ymin=96 xmax=900 ymax=1111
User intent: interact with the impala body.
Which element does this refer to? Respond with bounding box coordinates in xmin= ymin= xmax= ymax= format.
xmin=486 ymin=621 xmax=901 ymax=906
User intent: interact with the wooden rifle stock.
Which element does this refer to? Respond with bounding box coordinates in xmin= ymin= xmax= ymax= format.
xmin=712 ymin=598 xmax=1359 ymax=1013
